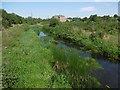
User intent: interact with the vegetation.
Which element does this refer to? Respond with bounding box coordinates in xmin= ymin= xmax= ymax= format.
xmin=2 ymin=9 xmax=119 ymax=88
xmin=2 ymin=24 xmax=102 ymax=88
xmin=1 ymin=9 xmax=42 ymax=28
xmin=2 ymin=25 xmax=55 ymax=88
xmin=49 ymin=18 xmax=60 ymax=27
xmin=42 ymin=15 xmax=119 ymax=61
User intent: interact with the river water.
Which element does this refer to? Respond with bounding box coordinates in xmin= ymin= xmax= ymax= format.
xmin=39 ymin=32 xmax=120 ymax=88
xmin=57 ymin=42 xmax=120 ymax=88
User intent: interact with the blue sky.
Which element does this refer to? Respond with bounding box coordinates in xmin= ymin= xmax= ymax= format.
xmin=1 ymin=0 xmax=119 ymax=2
xmin=1 ymin=2 xmax=118 ymax=19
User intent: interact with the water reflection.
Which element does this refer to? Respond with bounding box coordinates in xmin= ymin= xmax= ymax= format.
xmin=39 ymin=32 xmax=46 ymax=37
xmin=39 ymin=32 xmax=119 ymax=88
xmin=56 ymin=42 xmax=119 ymax=88
xmin=57 ymin=43 xmax=69 ymax=49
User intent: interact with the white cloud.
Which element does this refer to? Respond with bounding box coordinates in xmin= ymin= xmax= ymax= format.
xmin=81 ymin=6 xmax=96 ymax=12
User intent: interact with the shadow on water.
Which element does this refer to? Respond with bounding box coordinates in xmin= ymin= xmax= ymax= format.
xmin=39 ymin=31 xmax=120 ymax=88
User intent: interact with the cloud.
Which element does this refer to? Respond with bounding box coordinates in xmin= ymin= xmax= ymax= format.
xmin=81 ymin=6 xmax=96 ymax=12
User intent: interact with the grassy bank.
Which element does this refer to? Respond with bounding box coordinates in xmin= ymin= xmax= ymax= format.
xmin=2 ymin=25 xmax=101 ymax=88
xmin=2 ymin=25 xmax=56 ymax=88
xmin=42 ymin=21 xmax=119 ymax=61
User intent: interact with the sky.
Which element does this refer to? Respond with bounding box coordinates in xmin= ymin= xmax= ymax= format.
xmin=1 ymin=2 xmax=118 ymax=19
xmin=1 ymin=0 xmax=120 ymax=2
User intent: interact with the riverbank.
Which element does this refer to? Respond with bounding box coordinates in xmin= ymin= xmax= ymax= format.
xmin=2 ymin=25 xmax=102 ymax=88
xmin=53 ymin=37 xmax=120 ymax=88
xmin=2 ymin=25 xmax=56 ymax=88
xmin=42 ymin=22 xmax=119 ymax=61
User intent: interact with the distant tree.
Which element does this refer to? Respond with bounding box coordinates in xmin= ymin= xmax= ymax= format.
xmin=49 ymin=18 xmax=59 ymax=27
xmin=2 ymin=9 xmax=42 ymax=28
xmin=114 ymin=14 xmax=118 ymax=18
xmin=89 ymin=14 xmax=97 ymax=22
xmin=118 ymin=16 xmax=120 ymax=22
xmin=67 ymin=17 xmax=72 ymax=20
xmin=102 ymin=15 xmax=111 ymax=21
xmin=82 ymin=17 xmax=88 ymax=22
xmin=2 ymin=19 xmax=11 ymax=28
xmin=72 ymin=17 xmax=81 ymax=22
xmin=2 ymin=9 xmax=24 ymax=28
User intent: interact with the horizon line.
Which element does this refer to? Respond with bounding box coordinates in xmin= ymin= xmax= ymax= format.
xmin=1 ymin=9 xmax=117 ymax=19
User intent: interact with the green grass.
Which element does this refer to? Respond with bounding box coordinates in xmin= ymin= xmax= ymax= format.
xmin=2 ymin=25 xmax=101 ymax=88
xmin=2 ymin=25 xmax=72 ymax=88
xmin=48 ymin=44 xmax=101 ymax=88
xmin=2 ymin=25 xmax=54 ymax=88
xmin=43 ymin=22 xmax=119 ymax=61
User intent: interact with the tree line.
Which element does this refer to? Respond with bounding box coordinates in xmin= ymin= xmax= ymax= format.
xmin=43 ymin=13 xmax=119 ymax=61
xmin=1 ymin=9 xmax=120 ymax=29
xmin=1 ymin=9 xmax=42 ymax=28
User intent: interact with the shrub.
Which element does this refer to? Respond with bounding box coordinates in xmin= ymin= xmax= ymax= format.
xmin=49 ymin=18 xmax=59 ymax=27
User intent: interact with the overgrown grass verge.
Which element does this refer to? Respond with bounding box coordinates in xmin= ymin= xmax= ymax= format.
xmin=37 ymin=28 xmax=102 ymax=88
xmin=47 ymin=44 xmax=101 ymax=88
xmin=42 ymin=24 xmax=119 ymax=61
xmin=2 ymin=25 xmax=56 ymax=88
xmin=2 ymin=25 xmax=101 ymax=88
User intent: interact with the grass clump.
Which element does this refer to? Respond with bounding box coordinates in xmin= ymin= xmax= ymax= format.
xmin=45 ymin=43 xmax=101 ymax=88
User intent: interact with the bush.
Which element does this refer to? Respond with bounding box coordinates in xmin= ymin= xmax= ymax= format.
xmin=49 ymin=18 xmax=59 ymax=27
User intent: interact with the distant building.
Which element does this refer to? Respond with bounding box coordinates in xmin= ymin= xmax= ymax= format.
xmin=53 ymin=15 xmax=66 ymax=22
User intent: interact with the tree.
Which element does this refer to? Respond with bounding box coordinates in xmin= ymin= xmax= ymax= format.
xmin=2 ymin=19 xmax=11 ymax=28
xmin=102 ymin=15 xmax=110 ymax=21
xmin=82 ymin=17 xmax=88 ymax=22
xmin=89 ymin=14 xmax=97 ymax=22
xmin=114 ymin=14 xmax=118 ymax=18
xmin=49 ymin=18 xmax=59 ymax=27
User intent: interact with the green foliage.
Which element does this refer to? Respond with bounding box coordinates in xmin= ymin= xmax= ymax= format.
xmin=2 ymin=9 xmax=119 ymax=88
xmin=2 ymin=25 xmax=101 ymax=88
xmin=47 ymin=43 xmax=101 ymax=88
xmin=30 ymin=25 xmax=42 ymax=35
xmin=2 ymin=25 xmax=56 ymax=88
xmin=1 ymin=9 xmax=42 ymax=28
xmin=89 ymin=14 xmax=98 ymax=22
xmin=42 ymin=25 xmax=50 ymax=32
xmin=49 ymin=73 xmax=71 ymax=88
xmin=49 ymin=18 xmax=59 ymax=27
xmin=44 ymin=15 xmax=118 ymax=60
xmin=2 ymin=9 xmax=23 ymax=28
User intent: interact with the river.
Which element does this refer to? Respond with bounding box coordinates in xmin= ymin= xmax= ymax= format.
xmin=39 ymin=31 xmax=120 ymax=88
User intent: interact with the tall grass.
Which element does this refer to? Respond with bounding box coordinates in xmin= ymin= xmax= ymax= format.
xmin=45 ymin=43 xmax=101 ymax=88
xmin=2 ymin=25 xmax=56 ymax=88
xmin=43 ymin=21 xmax=119 ymax=60
xmin=2 ymin=25 xmax=101 ymax=88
